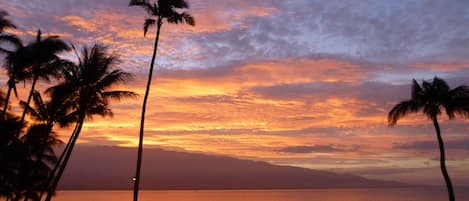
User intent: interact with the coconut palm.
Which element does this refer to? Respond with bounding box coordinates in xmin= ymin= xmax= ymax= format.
xmin=16 ymin=29 xmax=70 ymax=130
xmin=388 ymin=77 xmax=469 ymax=201
xmin=128 ymin=0 xmax=195 ymax=199
xmin=20 ymin=90 xmax=77 ymax=200
xmin=43 ymin=44 xmax=136 ymax=201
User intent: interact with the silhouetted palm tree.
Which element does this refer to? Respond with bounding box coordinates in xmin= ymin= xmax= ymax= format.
xmin=44 ymin=44 xmax=136 ymax=201
xmin=128 ymin=0 xmax=195 ymax=199
xmin=20 ymin=90 xmax=77 ymax=200
xmin=388 ymin=77 xmax=469 ymax=201
xmin=16 ymin=30 xmax=70 ymax=130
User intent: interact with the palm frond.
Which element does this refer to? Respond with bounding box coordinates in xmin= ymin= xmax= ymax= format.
xmin=168 ymin=0 xmax=190 ymax=9
xmin=130 ymin=0 xmax=156 ymax=15
xmin=167 ymin=12 xmax=195 ymax=25
xmin=19 ymin=100 xmax=43 ymax=121
xmin=182 ymin=12 xmax=195 ymax=26
xmin=96 ymin=70 xmax=133 ymax=90
xmin=449 ymin=85 xmax=469 ymax=118
xmin=388 ymin=100 xmax=420 ymax=126
xmin=411 ymin=79 xmax=423 ymax=101
xmin=102 ymin=91 xmax=138 ymax=101
xmin=432 ymin=77 xmax=450 ymax=92
xmin=32 ymin=91 xmax=47 ymax=120
xmin=0 ymin=34 xmax=23 ymax=49
xmin=144 ymin=18 xmax=156 ymax=36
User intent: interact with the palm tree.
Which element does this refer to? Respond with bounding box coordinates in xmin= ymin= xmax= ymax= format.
xmin=128 ymin=1 xmax=195 ymax=199
xmin=20 ymin=90 xmax=77 ymax=200
xmin=44 ymin=44 xmax=136 ymax=201
xmin=388 ymin=77 xmax=469 ymax=201
xmin=16 ymin=29 xmax=70 ymax=130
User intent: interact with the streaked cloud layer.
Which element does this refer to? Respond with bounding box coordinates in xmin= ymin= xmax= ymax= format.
xmin=1 ymin=0 xmax=468 ymax=185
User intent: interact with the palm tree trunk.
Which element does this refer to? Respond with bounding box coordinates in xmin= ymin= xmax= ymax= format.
xmin=433 ymin=116 xmax=455 ymax=201
xmin=38 ymin=124 xmax=79 ymax=201
xmin=44 ymin=112 xmax=85 ymax=201
xmin=1 ymin=81 xmax=13 ymax=118
xmin=19 ymin=75 xmax=39 ymax=134
xmin=133 ymin=17 xmax=163 ymax=201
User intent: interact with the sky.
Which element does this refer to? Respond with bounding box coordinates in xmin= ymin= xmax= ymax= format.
xmin=0 ymin=0 xmax=468 ymax=186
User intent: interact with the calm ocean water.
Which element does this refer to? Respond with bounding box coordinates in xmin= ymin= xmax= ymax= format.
xmin=54 ymin=188 xmax=469 ymax=201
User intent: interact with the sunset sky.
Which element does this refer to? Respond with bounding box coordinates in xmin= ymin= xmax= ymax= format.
xmin=1 ymin=0 xmax=468 ymax=186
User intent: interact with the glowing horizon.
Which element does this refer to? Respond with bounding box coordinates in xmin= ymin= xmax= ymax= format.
xmin=1 ymin=0 xmax=468 ymax=186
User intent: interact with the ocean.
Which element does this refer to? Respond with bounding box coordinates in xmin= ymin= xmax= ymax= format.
xmin=54 ymin=188 xmax=469 ymax=201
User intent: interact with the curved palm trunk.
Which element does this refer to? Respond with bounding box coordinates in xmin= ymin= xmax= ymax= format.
xmin=44 ymin=113 xmax=85 ymax=201
xmin=133 ymin=18 xmax=162 ymax=201
xmin=38 ymin=124 xmax=79 ymax=201
xmin=433 ymin=116 xmax=455 ymax=201
xmin=1 ymin=80 xmax=13 ymax=118
xmin=19 ymin=75 xmax=39 ymax=134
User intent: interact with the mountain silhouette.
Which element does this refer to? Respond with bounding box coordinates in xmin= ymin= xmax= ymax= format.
xmin=58 ymin=145 xmax=409 ymax=190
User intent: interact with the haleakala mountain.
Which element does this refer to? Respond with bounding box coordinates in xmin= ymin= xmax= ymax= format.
xmin=59 ymin=145 xmax=408 ymax=190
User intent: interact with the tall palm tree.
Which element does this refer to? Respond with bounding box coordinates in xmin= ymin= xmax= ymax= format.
xmin=16 ymin=30 xmax=70 ymax=130
xmin=44 ymin=44 xmax=136 ymax=201
xmin=128 ymin=1 xmax=194 ymax=199
xmin=388 ymin=77 xmax=469 ymax=201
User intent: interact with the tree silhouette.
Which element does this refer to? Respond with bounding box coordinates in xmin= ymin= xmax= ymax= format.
xmin=0 ymin=114 xmax=25 ymax=201
xmin=128 ymin=0 xmax=195 ymax=199
xmin=1 ymin=37 xmax=26 ymax=118
xmin=44 ymin=44 xmax=136 ymax=201
xmin=388 ymin=77 xmax=469 ymax=201
xmin=17 ymin=124 xmax=61 ymax=201
xmin=20 ymin=90 xmax=78 ymax=200
xmin=16 ymin=30 xmax=70 ymax=132
xmin=0 ymin=10 xmax=24 ymax=118
xmin=20 ymin=90 xmax=77 ymax=129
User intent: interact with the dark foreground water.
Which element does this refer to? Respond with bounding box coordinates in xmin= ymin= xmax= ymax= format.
xmin=55 ymin=188 xmax=469 ymax=201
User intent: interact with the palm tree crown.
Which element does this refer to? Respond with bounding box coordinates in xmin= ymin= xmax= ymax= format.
xmin=49 ymin=44 xmax=136 ymax=117
xmin=389 ymin=77 xmax=469 ymax=124
xmin=130 ymin=0 xmax=195 ymax=36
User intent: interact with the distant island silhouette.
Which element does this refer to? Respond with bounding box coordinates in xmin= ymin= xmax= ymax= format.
xmin=58 ymin=145 xmax=411 ymax=190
